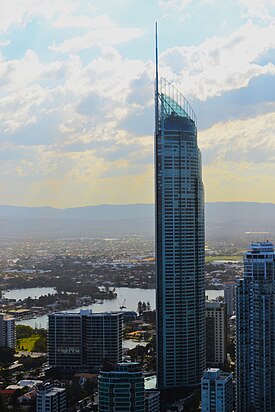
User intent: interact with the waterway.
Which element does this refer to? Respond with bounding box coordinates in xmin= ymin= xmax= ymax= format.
xmin=10 ymin=286 xmax=223 ymax=329
xmin=4 ymin=287 xmax=56 ymax=300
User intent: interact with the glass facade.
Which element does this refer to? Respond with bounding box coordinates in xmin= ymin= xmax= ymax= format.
xmin=155 ymin=78 xmax=205 ymax=389
xmin=236 ymin=241 xmax=275 ymax=412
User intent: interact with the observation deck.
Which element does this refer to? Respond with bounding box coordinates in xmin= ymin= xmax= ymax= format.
xmin=158 ymin=78 xmax=197 ymax=126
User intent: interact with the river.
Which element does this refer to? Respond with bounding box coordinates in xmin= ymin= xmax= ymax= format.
xmin=9 ymin=286 xmax=223 ymax=329
xmin=4 ymin=287 xmax=56 ymax=300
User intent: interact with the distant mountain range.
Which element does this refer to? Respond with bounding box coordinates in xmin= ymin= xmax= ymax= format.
xmin=0 ymin=202 xmax=274 ymax=241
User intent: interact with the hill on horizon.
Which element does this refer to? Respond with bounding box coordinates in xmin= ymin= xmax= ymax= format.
xmin=0 ymin=202 xmax=274 ymax=241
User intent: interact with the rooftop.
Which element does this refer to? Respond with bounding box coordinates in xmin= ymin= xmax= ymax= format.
xmin=159 ymin=78 xmax=197 ymax=126
xmin=202 ymin=368 xmax=232 ymax=381
xmin=250 ymin=241 xmax=274 ymax=253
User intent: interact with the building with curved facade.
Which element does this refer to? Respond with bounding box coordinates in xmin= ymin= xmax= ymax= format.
xmin=155 ymin=78 xmax=205 ymax=392
xmin=98 ymin=362 xmax=144 ymax=412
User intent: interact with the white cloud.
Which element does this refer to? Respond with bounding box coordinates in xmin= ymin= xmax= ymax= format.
xmin=159 ymin=0 xmax=192 ymax=12
xmin=0 ymin=50 xmax=74 ymax=133
xmin=50 ymin=26 xmax=144 ymax=54
xmin=0 ymin=0 xmax=77 ymax=33
xmin=200 ymin=110 xmax=275 ymax=202
xmin=160 ymin=21 xmax=275 ymax=100
xmin=52 ymin=14 xmax=111 ymax=29
xmin=238 ymin=0 xmax=275 ymax=20
xmin=0 ymin=48 xmax=142 ymax=154
xmin=0 ymin=40 xmax=11 ymax=47
xmin=200 ymin=111 xmax=275 ymax=164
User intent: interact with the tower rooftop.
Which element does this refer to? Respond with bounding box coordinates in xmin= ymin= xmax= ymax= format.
xmin=159 ymin=77 xmax=197 ymax=125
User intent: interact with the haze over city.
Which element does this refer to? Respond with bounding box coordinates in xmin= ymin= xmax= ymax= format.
xmin=0 ymin=0 xmax=274 ymax=208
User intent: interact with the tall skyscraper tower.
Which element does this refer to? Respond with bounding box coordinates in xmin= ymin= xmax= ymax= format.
xmin=155 ymin=28 xmax=205 ymax=392
xmin=236 ymin=241 xmax=275 ymax=412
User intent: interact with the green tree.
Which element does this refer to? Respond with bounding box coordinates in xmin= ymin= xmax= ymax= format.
xmin=83 ymin=380 xmax=96 ymax=397
xmin=0 ymin=347 xmax=15 ymax=365
xmin=16 ymin=325 xmax=34 ymax=339
xmin=0 ymin=395 xmax=7 ymax=412
xmin=33 ymin=336 xmax=47 ymax=353
xmin=137 ymin=301 xmax=143 ymax=316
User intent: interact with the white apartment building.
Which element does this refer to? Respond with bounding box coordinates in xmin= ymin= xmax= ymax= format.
xmin=36 ymin=383 xmax=66 ymax=412
xmin=201 ymin=368 xmax=233 ymax=412
xmin=0 ymin=313 xmax=16 ymax=349
xmin=224 ymin=283 xmax=236 ymax=317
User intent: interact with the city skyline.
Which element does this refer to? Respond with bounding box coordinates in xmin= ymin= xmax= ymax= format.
xmin=0 ymin=0 xmax=274 ymax=208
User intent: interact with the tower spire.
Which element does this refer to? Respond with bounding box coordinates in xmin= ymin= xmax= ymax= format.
xmin=155 ymin=21 xmax=159 ymax=135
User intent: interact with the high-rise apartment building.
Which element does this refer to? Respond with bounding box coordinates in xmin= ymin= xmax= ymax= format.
xmin=36 ymin=383 xmax=66 ymax=412
xmin=48 ymin=310 xmax=123 ymax=371
xmin=236 ymin=241 xmax=275 ymax=412
xmin=155 ymin=73 xmax=205 ymax=389
xmin=98 ymin=361 xmax=144 ymax=412
xmin=145 ymin=391 xmax=160 ymax=412
xmin=205 ymin=301 xmax=227 ymax=366
xmin=201 ymin=368 xmax=233 ymax=412
xmin=224 ymin=283 xmax=236 ymax=317
xmin=0 ymin=313 xmax=16 ymax=349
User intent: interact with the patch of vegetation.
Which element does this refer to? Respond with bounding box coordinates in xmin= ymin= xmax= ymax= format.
xmin=16 ymin=325 xmax=47 ymax=352
xmin=17 ymin=335 xmax=40 ymax=351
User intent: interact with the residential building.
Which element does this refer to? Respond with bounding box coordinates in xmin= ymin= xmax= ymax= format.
xmin=145 ymin=390 xmax=160 ymax=412
xmin=206 ymin=301 xmax=227 ymax=366
xmin=48 ymin=310 xmax=123 ymax=371
xmin=0 ymin=313 xmax=16 ymax=349
xmin=201 ymin=368 xmax=233 ymax=412
xmin=36 ymin=383 xmax=66 ymax=412
xmin=236 ymin=241 xmax=275 ymax=411
xmin=98 ymin=361 xmax=144 ymax=412
xmin=224 ymin=283 xmax=236 ymax=317
xmin=155 ymin=73 xmax=205 ymax=390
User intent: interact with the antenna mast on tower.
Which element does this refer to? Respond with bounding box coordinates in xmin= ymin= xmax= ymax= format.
xmin=155 ymin=21 xmax=159 ymax=135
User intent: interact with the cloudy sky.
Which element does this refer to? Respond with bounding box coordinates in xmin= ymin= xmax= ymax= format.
xmin=0 ymin=0 xmax=274 ymax=207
